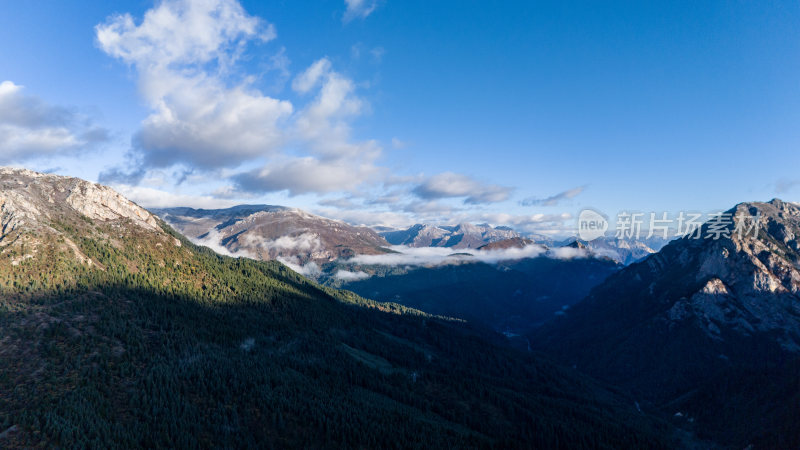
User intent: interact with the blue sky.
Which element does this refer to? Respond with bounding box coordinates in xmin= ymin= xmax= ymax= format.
xmin=1 ymin=0 xmax=799 ymax=235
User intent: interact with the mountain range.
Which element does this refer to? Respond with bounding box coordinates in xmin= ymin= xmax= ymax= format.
xmin=7 ymin=166 xmax=800 ymax=447
xmin=150 ymin=205 xmax=674 ymax=341
xmin=154 ymin=205 xmax=667 ymax=268
xmin=561 ymin=236 xmax=670 ymax=265
xmin=152 ymin=205 xmax=391 ymax=266
xmin=0 ymin=167 xmax=676 ymax=448
xmin=380 ymin=223 xmax=520 ymax=249
xmin=533 ymin=198 xmax=800 ymax=448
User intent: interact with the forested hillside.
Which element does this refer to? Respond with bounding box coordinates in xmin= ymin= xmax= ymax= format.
xmin=0 ymin=169 xmax=675 ymax=448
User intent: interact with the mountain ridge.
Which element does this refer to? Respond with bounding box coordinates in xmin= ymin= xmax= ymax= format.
xmin=533 ymin=198 xmax=800 ymax=448
xmin=381 ymin=222 xmax=520 ymax=249
xmin=0 ymin=166 xmax=678 ymax=448
xmin=152 ymin=205 xmax=391 ymax=265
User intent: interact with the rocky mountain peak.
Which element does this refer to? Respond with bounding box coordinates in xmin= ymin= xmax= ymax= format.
xmin=0 ymin=167 xmax=179 ymax=272
xmin=532 ymin=199 xmax=800 ymax=446
xmin=152 ymin=205 xmax=390 ymax=265
xmin=381 ymin=222 xmax=520 ymax=249
xmin=0 ymin=167 xmax=160 ymax=236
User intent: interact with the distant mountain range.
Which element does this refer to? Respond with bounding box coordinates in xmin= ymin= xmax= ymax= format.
xmin=380 ymin=223 xmax=519 ymax=249
xmin=534 ymin=199 xmax=800 ymax=448
xmin=142 ymin=198 xmax=800 ymax=446
xmin=152 ymin=205 xmax=668 ymax=268
xmin=0 ymin=167 xmax=677 ymax=448
xmin=10 ymin=167 xmax=799 ymax=446
xmin=559 ymin=236 xmax=671 ymax=265
xmin=152 ymin=205 xmax=390 ymax=265
xmin=150 ymin=205 xmax=666 ymax=339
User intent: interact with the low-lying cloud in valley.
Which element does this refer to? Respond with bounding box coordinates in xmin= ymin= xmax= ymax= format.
xmin=334 ymin=269 xmax=370 ymax=281
xmin=241 ymin=232 xmax=323 ymax=254
xmin=346 ymin=244 xmax=589 ymax=271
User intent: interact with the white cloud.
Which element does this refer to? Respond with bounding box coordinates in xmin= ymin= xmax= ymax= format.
xmin=0 ymin=81 xmax=108 ymax=162
xmin=234 ymin=57 xmax=383 ymax=195
xmin=277 ymin=257 xmax=321 ymax=277
xmin=318 ymin=197 xmax=360 ymax=209
xmin=314 ymin=207 xmax=416 ymax=228
xmin=547 ymin=246 xmax=590 ymax=259
xmin=463 ymin=211 xmax=574 ymax=236
xmin=92 ymin=0 xmax=524 ymax=218
xmin=402 ymin=200 xmax=456 ymax=215
xmin=293 ymin=58 xmax=377 ymax=160
xmin=96 ymin=0 xmax=292 ymax=169
xmin=413 ymin=172 xmax=512 ymax=204
xmin=98 ymin=1 xmax=385 ymax=197
xmin=113 ymin=184 xmax=242 ymax=209
xmin=334 ymin=269 xmax=370 ymax=281
xmin=240 ymin=232 xmax=322 ymax=253
xmin=234 ymin=156 xmax=381 ymax=196
xmin=343 ymin=0 xmax=379 ymax=22
xmin=391 ymin=137 xmax=406 ymax=149
xmin=348 ymin=244 xmax=549 ymax=268
xmin=520 ymin=186 xmax=586 ymax=207
xmin=291 ymin=58 xmax=332 ymax=94
xmin=188 ymin=228 xmax=245 ymax=257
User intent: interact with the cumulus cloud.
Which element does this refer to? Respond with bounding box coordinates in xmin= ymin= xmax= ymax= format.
xmin=96 ymin=0 xmax=292 ymax=169
xmin=291 ymin=58 xmax=332 ymax=94
xmin=97 ymin=1 xmax=385 ymax=197
xmin=292 ymin=58 xmax=379 ymax=160
xmin=233 ymin=57 xmax=383 ymax=195
xmin=520 ymin=186 xmax=585 ymax=207
xmin=113 ymin=184 xmax=241 ymax=209
xmin=0 ymin=81 xmax=109 ymax=162
xmin=234 ymin=156 xmax=381 ymax=196
xmin=93 ymin=0 xmax=521 ymax=217
xmin=343 ymin=0 xmax=379 ymax=22
xmin=413 ymin=172 xmax=512 ymax=204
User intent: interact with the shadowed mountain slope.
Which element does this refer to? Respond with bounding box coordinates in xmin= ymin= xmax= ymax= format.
xmin=0 ymin=168 xmax=676 ymax=448
xmin=533 ymin=199 xmax=800 ymax=448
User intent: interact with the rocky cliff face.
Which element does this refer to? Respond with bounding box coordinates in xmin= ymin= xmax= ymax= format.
xmin=152 ymin=205 xmax=390 ymax=265
xmin=0 ymin=167 xmax=160 ymax=234
xmin=533 ymin=198 xmax=800 ymax=448
xmin=0 ymin=167 xmax=171 ymax=269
